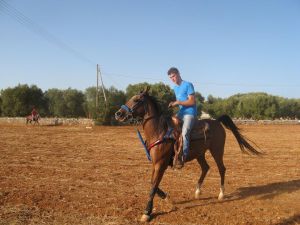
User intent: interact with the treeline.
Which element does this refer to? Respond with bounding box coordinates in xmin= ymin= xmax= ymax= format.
xmin=0 ymin=84 xmax=299 ymax=124
xmin=0 ymin=83 xmax=203 ymax=125
xmin=204 ymin=92 xmax=300 ymax=119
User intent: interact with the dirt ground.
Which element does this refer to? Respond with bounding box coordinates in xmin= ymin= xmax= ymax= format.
xmin=0 ymin=122 xmax=299 ymax=225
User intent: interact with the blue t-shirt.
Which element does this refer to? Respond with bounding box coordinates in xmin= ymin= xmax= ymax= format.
xmin=173 ymin=80 xmax=197 ymax=118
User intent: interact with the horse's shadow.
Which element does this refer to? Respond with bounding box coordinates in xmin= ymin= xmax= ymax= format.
xmin=228 ymin=179 xmax=300 ymax=201
xmin=273 ymin=214 xmax=300 ymax=225
xmin=151 ymin=179 xmax=300 ymax=220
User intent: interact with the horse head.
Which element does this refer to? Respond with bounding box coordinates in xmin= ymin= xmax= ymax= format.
xmin=115 ymin=86 xmax=150 ymax=122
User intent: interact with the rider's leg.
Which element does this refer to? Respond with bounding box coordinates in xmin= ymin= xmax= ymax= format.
xmin=182 ymin=114 xmax=196 ymax=160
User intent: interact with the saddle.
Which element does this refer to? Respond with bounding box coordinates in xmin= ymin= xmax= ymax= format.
xmin=171 ymin=116 xmax=210 ymax=166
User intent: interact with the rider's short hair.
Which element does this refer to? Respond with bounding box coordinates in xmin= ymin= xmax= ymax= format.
xmin=167 ymin=67 xmax=180 ymax=76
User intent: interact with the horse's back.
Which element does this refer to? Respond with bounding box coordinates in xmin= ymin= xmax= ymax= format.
xmin=173 ymin=117 xmax=226 ymax=159
xmin=191 ymin=118 xmax=225 ymax=140
xmin=205 ymin=118 xmax=226 ymax=149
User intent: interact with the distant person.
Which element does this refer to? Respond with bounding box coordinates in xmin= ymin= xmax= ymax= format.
xmin=31 ymin=107 xmax=38 ymax=121
xmin=168 ymin=67 xmax=197 ymax=168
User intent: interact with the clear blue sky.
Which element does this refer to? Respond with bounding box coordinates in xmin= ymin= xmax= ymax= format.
xmin=0 ymin=0 xmax=299 ymax=98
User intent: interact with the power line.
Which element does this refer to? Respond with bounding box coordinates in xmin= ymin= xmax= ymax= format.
xmin=1 ymin=1 xmax=299 ymax=89
xmin=103 ymin=71 xmax=300 ymax=88
xmin=100 ymin=70 xmax=125 ymax=89
xmin=0 ymin=0 xmax=95 ymax=66
xmin=102 ymin=71 xmax=169 ymax=82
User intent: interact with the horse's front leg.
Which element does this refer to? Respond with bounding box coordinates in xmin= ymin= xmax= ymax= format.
xmin=149 ymin=165 xmax=167 ymax=199
xmin=141 ymin=164 xmax=166 ymax=222
xmin=149 ymin=166 xmax=167 ymax=200
xmin=156 ymin=187 xmax=167 ymax=199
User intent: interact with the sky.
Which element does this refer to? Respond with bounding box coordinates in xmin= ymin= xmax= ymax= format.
xmin=0 ymin=0 xmax=299 ymax=99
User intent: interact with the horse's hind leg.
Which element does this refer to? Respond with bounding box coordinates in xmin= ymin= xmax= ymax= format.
xmin=210 ymin=146 xmax=226 ymax=200
xmin=195 ymin=153 xmax=210 ymax=199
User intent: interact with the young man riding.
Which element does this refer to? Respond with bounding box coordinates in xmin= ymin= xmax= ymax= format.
xmin=168 ymin=67 xmax=197 ymax=168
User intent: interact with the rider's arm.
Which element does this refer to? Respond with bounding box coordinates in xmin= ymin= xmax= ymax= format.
xmin=176 ymin=94 xmax=195 ymax=107
xmin=170 ymin=94 xmax=195 ymax=107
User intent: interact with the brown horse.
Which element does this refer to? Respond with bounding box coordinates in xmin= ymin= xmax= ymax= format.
xmin=26 ymin=114 xmax=40 ymax=125
xmin=115 ymin=88 xmax=262 ymax=222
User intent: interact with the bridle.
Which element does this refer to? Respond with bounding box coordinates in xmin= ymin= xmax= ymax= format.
xmin=119 ymin=94 xmax=157 ymax=127
xmin=118 ymin=93 xmax=174 ymax=157
xmin=120 ymin=94 xmax=145 ymax=121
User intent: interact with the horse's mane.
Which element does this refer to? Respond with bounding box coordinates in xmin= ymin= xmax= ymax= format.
xmin=146 ymin=95 xmax=161 ymax=114
xmin=145 ymin=94 xmax=170 ymax=135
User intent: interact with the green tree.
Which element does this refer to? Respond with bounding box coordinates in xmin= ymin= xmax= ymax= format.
xmin=63 ymin=88 xmax=85 ymax=117
xmin=96 ymin=86 xmax=126 ymax=125
xmin=125 ymin=82 xmax=152 ymax=100
xmin=195 ymin=92 xmax=205 ymax=117
xmin=203 ymin=92 xmax=287 ymax=120
xmin=1 ymin=84 xmax=47 ymax=116
xmin=0 ymin=94 xmax=2 ymax=116
xmin=83 ymin=87 xmax=98 ymax=118
xmin=45 ymin=88 xmax=85 ymax=117
xmin=206 ymin=95 xmax=220 ymax=104
xmin=203 ymin=95 xmax=222 ymax=118
xmin=278 ymin=98 xmax=300 ymax=119
xmin=125 ymin=82 xmax=175 ymax=116
xmin=44 ymin=89 xmax=64 ymax=117
xmin=149 ymin=82 xmax=174 ymax=115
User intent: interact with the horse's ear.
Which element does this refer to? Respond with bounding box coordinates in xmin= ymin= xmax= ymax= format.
xmin=143 ymin=86 xmax=150 ymax=95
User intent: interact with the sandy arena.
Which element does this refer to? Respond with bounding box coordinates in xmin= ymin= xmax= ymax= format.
xmin=0 ymin=122 xmax=299 ymax=225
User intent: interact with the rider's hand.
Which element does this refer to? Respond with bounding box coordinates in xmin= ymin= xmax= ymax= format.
xmin=168 ymin=102 xmax=174 ymax=108
xmin=168 ymin=101 xmax=179 ymax=108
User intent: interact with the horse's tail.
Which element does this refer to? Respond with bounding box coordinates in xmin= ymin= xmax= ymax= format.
xmin=217 ymin=114 xmax=262 ymax=155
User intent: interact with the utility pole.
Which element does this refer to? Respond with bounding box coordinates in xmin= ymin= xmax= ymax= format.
xmin=98 ymin=65 xmax=107 ymax=105
xmin=96 ymin=64 xmax=99 ymax=109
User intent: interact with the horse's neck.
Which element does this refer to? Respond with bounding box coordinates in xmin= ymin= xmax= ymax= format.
xmin=143 ymin=102 xmax=161 ymax=142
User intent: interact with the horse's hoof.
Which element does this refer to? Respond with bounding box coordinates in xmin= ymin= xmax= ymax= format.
xmin=218 ymin=192 xmax=224 ymax=201
xmin=195 ymin=188 xmax=201 ymax=199
xmin=218 ymin=186 xmax=225 ymax=200
xmin=140 ymin=214 xmax=151 ymax=222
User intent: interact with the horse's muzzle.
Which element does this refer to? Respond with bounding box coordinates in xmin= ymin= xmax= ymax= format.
xmin=115 ymin=110 xmax=133 ymax=122
xmin=115 ymin=110 xmax=128 ymax=122
xmin=115 ymin=110 xmax=123 ymax=121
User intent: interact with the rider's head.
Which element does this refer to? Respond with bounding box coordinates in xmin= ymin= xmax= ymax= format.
xmin=168 ymin=67 xmax=182 ymax=85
